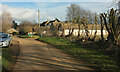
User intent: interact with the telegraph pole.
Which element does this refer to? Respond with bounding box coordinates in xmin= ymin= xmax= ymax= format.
xmin=38 ymin=9 xmax=42 ymax=37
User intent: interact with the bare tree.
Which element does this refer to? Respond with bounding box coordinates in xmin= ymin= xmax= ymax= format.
xmin=93 ymin=14 xmax=99 ymax=41
xmin=0 ymin=12 xmax=13 ymax=33
xmin=118 ymin=1 xmax=120 ymax=12
xmin=66 ymin=4 xmax=80 ymax=23
xmin=66 ymin=4 xmax=97 ymax=39
xmin=81 ymin=17 xmax=90 ymax=41
xmin=100 ymin=14 xmax=104 ymax=41
xmin=18 ymin=20 xmax=33 ymax=34
xmin=77 ymin=17 xmax=81 ymax=38
xmin=101 ymin=8 xmax=120 ymax=45
xmin=66 ymin=4 xmax=93 ymax=23
xmin=49 ymin=23 xmax=60 ymax=37
xmin=111 ymin=0 xmax=120 ymax=12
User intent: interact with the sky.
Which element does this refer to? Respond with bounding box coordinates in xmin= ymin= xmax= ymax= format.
xmin=0 ymin=0 xmax=114 ymax=2
xmin=0 ymin=0 xmax=119 ymax=24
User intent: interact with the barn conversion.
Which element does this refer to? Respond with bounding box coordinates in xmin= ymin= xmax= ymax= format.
xmin=34 ymin=18 xmax=108 ymax=36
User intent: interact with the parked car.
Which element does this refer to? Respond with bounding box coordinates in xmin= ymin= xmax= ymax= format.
xmin=0 ymin=32 xmax=4 ymax=34
xmin=0 ymin=33 xmax=12 ymax=48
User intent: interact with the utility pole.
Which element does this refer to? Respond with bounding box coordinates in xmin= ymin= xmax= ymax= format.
xmin=38 ymin=9 xmax=42 ymax=37
xmin=38 ymin=9 xmax=40 ymax=28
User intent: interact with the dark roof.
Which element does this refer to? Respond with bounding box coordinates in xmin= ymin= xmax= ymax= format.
xmin=41 ymin=18 xmax=60 ymax=26
xmin=55 ymin=18 xmax=60 ymax=22
xmin=63 ymin=24 xmax=105 ymax=30
xmin=40 ymin=21 xmax=49 ymax=26
xmin=49 ymin=18 xmax=60 ymax=23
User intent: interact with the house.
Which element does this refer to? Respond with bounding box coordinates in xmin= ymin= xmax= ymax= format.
xmin=7 ymin=28 xmax=18 ymax=34
xmin=62 ymin=24 xmax=108 ymax=36
xmin=40 ymin=21 xmax=49 ymax=26
xmin=34 ymin=18 xmax=108 ymax=36
xmin=40 ymin=18 xmax=60 ymax=26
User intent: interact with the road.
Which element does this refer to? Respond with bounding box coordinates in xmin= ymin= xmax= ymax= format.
xmin=12 ymin=37 xmax=94 ymax=72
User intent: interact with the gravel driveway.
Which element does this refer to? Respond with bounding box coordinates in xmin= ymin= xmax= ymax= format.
xmin=12 ymin=37 xmax=94 ymax=72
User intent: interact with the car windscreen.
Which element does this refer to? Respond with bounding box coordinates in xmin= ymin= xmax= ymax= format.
xmin=0 ymin=34 xmax=8 ymax=38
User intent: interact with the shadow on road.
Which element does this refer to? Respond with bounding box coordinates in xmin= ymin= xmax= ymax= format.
xmin=11 ymin=38 xmax=95 ymax=72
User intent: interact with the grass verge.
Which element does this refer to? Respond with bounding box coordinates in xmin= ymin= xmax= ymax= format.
xmin=2 ymin=40 xmax=20 ymax=72
xmin=19 ymin=35 xmax=39 ymax=38
xmin=2 ymin=47 xmax=14 ymax=70
xmin=37 ymin=37 xmax=119 ymax=72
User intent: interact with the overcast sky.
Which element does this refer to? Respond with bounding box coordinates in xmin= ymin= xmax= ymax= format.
xmin=0 ymin=0 xmax=118 ymax=24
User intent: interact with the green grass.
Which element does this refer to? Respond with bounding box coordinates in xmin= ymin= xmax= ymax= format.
xmin=19 ymin=35 xmax=33 ymax=38
xmin=38 ymin=37 xmax=119 ymax=72
xmin=2 ymin=47 xmax=14 ymax=69
xmin=19 ymin=35 xmax=39 ymax=38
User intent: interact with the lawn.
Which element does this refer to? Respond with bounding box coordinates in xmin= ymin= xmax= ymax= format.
xmin=38 ymin=37 xmax=119 ymax=72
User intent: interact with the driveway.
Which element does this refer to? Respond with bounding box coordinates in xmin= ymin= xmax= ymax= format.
xmin=12 ymin=37 xmax=94 ymax=72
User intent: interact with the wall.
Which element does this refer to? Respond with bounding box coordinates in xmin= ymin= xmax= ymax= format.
xmin=64 ymin=29 xmax=108 ymax=36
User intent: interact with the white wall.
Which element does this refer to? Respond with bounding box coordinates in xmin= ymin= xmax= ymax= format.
xmin=64 ymin=29 xmax=108 ymax=36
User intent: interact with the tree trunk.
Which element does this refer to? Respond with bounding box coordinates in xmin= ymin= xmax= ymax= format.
xmin=100 ymin=15 xmax=104 ymax=41
xmin=101 ymin=13 xmax=111 ymax=41
xmin=77 ymin=23 xmax=80 ymax=38
xmin=60 ymin=28 xmax=65 ymax=37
